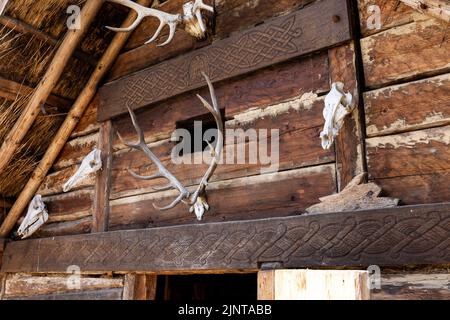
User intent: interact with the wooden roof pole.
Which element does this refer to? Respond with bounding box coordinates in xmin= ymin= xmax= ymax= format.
xmin=400 ymin=0 xmax=450 ymax=22
xmin=0 ymin=0 xmax=154 ymax=237
xmin=0 ymin=0 xmax=103 ymax=176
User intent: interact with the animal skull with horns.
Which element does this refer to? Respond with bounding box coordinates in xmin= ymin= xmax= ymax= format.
xmin=117 ymin=73 xmax=223 ymax=220
xmin=105 ymin=0 xmax=214 ymax=46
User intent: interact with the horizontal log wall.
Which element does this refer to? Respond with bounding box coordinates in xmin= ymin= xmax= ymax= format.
xmin=102 ymin=0 xmax=349 ymax=231
xmin=1 ymin=273 xmax=124 ymax=300
xmin=358 ymin=0 xmax=450 ymax=205
xmin=27 ymin=95 xmax=102 ymax=237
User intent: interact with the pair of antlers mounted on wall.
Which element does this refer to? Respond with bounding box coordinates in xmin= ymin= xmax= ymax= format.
xmin=117 ymin=73 xmax=223 ymax=220
xmin=106 ymin=0 xmax=213 ymax=46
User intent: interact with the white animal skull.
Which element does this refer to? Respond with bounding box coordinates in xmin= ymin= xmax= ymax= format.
xmin=189 ymin=195 xmax=210 ymax=220
xmin=320 ymin=82 xmax=354 ymax=150
xmin=63 ymin=148 xmax=102 ymax=192
xmin=17 ymin=194 xmax=48 ymax=239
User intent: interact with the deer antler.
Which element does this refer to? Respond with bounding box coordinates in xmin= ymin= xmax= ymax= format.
xmin=105 ymin=0 xmax=182 ymax=46
xmin=117 ymin=72 xmax=223 ymax=219
xmin=105 ymin=0 xmax=214 ymax=46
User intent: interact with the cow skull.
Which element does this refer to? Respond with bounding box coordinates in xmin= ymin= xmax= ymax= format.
xmin=17 ymin=195 xmax=48 ymax=239
xmin=63 ymin=148 xmax=102 ymax=192
xmin=320 ymin=82 xmax=354 ymax=150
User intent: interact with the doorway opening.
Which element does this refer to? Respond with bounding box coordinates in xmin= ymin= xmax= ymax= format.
xmin=156 ymin=273 xmax=257 ymax=301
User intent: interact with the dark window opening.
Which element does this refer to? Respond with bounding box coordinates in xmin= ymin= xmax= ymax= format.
xmin=155 ymin=273 xmax=257 ymax=301
xmin=175 ymin=109 xmax=226 ymax=156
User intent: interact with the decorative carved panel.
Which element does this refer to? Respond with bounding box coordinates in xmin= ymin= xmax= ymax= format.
xmin=99 ymin=0 xmax=351 ymax=121
xmin=2 ymin=204 xmax=449 ymax=273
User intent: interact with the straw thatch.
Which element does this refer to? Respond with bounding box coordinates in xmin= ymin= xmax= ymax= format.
xmin=0 ymin=0 xmax=127 ymax=199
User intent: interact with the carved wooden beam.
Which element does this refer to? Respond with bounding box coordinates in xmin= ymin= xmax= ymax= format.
xmin=2 ymin=203 xmax=449 ymax=273
xmin=400 ymin=0 xmax=450 ymax=22
xmin=99 ymin=0 xmax=351 ymax=121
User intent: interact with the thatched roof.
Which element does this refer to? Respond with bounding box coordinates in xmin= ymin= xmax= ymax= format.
xmin=0 ymin=1 xmax=127 ymax=200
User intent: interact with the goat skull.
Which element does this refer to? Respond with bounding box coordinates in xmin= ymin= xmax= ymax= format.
xmin=117 ymin=72 xmax=223 ymax=220
xmin=105 ymin=0 xmax=214 ymax=46
xmin=17 ymin=195 xmax=48 ymax=239
xmin=63 ymin=148 xmax=102 ymax=192
xmin=320 ymin=82 xmax=354 ymax=150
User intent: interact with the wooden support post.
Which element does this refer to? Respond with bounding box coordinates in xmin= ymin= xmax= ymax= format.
xmin=123 ymin=274 xmax=157 ymax=300
xmin=399 ymin=0 xmax=450 ymax=22
xmin=0 ymin=0 xmax=103 ymax=176
xmin=92 ymin=121 xmax=113 ymax=233
xmin=0 ymin=238 xmax=4 ymax=269
xmin=0 ymin=0 xmax=154 ymax=237
xmin=258 ymin=270 xmax=370 ymax=300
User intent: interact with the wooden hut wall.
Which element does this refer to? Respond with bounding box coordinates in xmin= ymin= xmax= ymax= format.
xmin=358 ymin=0 xmax=450 ymax=205
xmin=2 ymin=0 xmax=448 ymax=300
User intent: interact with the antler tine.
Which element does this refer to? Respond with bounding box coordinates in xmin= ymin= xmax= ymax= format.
xmin=105 ymin=0 xmax=149 ymax=32
xmin=121 ymin=104 xmax=191 ymax=211
xmin=145 ymin=15 xmax=179 ymax=46
xmin=127 ymin=168 xmax=161 ymax=180
xmin=126 ymin=106 xmax=146 ymax=147
xmin=105 ymin=0 xmax=182 ymax=46
xmin=153 ymin=192 xmax=186 ymax=211
xmin=189 ymin=73 xmax=223 ymax=205
xmin=193 ymin=0 xmax=214 ymax=33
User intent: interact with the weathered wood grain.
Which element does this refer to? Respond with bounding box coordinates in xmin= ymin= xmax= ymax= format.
xmin=53 ymin=132 xmax=99 ymax=171
xmin=259 ymin=270 xmax=370 ymax=300
xmin=109 ymin=165 xmax=336 ymax=230
xmin=109 ymin=33 xmax=201 ymax=81
xmin=365 ymin=73 xmax=450 ymax=137
xmin=2 ymin=203 xmax=449 ymax=273
xmin=111 ymin=96 xmax=334 ymax=199
xmin=39 ymin=165 xmax=96 ymax=196
xmin=328 ymin=42 xmax=365 ymax=190
xmin=70 ymin=95 xmax=100 ymax=138
xmin=366 ymin=126 xmax=450 ymax=179
xmin=4 ymin=274 xmax=123 ymax=297
xmin=4 ymin=288 xmax=123 ymax=300
xmin=357 ymin=0 xmax=428 ymax=36
xmin=373 ymin=173 xmax=450 ymax=205
xmin=111 ymin=53 xmax=330 ymax=148
xmin=34 ymin=217 xmax=92 ymax=238
xmin=361 ymin=19 xmax=450 ymax=88
xmin=43 ymin=189 xmax=93 ymax=223
xmin=372 ymin=273 xmax=450 ymax=300
xmin=99 ymin=0 xmax=350 ymax=121
xmin=93 ymin=121 xmax=113 ymax=233
xmin=215 ymin=0 xmax=315 ymax=39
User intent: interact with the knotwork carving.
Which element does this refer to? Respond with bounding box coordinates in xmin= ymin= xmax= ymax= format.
xmin=99 ymin=0 xmax=351 ymax=120
xmin=3 ymin=205 xmax=449 ymax=273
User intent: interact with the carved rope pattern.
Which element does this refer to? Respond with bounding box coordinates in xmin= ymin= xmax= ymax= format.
xmin=121 ymin=16 xmax=303 ymax=108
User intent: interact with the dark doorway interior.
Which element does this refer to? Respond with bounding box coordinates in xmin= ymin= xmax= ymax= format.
xmin=156 ymin=273 xmax=257 ymax=301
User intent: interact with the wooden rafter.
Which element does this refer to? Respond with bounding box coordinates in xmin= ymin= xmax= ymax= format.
xmin=0 ymin=0 xmax=103 ymax=180
xmin=0 ymin=0 xmax=154 ymax=238
xmin=0 ymin=15 xmax=97 ymax=67
xmin=400 ymin=0 xmax=450 ymax=22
